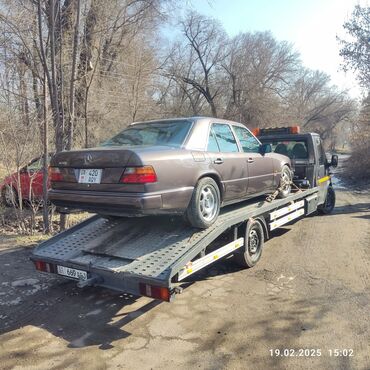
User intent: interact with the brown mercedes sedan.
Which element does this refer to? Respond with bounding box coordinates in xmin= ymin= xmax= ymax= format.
xmin=48 ymin=117 xmax=292 ymax=228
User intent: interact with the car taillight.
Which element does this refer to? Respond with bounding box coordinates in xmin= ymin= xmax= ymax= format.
xmin=120 ymin=166 xmax=157 ymax=184
xmin=48 ymin=167 xmax=63 ymax=181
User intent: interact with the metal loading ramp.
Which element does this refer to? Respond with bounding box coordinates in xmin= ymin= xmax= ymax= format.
xmin=33 ymin=188 xmax=318 ymax=286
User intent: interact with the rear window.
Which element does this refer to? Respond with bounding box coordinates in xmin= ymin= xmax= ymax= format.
xmin=260 ymin=139 xmax=308 ymax=159
xmin=101 ymin=120 xmax=192 ymax=147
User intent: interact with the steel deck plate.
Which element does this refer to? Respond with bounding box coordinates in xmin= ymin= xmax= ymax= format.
xmin=33 ymin=188 xmax=318 ymax=284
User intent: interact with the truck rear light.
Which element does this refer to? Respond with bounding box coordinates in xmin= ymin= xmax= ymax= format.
xmin=120 ymin=166 xmax=157 ymax=184
xmin=34 ymin=260 xmax=56 ymax=273
xmin=48 ymin=167 xmax=63 ymax=182
xmin=139 ymin=283 xmax=171 ymax=301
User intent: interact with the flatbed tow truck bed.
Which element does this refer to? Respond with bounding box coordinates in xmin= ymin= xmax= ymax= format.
xmin=31 ymin=187 xmax=320 ymax=301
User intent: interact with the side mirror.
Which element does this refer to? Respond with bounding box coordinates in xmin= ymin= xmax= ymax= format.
xmin=330 ymin=154 xmax=338 ymax=168
xmin=259 ymin=143 xmax=271 ymax=155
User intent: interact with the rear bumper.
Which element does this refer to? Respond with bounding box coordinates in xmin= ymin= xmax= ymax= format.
xmin=48 ymin=187 xmax=194 ymax=216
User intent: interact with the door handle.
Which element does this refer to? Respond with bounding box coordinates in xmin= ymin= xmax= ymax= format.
xmin=247 ymin=158 xmax=254 ymax=163
xmin=214 ymin=158 xmax=224 ymax=164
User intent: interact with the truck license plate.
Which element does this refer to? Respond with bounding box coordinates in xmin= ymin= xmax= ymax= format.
xmin=57 ymin=265 xmax=88 ymax=280
xmin=78 ymin=169 xmax=102 ymax=184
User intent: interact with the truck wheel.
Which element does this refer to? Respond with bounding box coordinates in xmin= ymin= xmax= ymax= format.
xmin=234 ymin=219 xmax=264 ymax=268
xmin=186 ymin=177 xmax=220 ymax=229
xmin=2 ymin=185 xmax=18 ymax=207
xmin=278 ymin=165 xmax=292 ymax=198
xmin=318 ymin=185 xmax=335 ymax=214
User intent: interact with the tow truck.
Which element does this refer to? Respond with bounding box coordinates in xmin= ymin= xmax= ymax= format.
xmin=31 ymin=127 xmax=338 ymax=302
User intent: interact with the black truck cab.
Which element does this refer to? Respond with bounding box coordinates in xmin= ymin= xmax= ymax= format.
xmin=255 ymin=126 xmax=338 ymax=213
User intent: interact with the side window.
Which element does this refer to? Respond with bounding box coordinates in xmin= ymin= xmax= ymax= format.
xmin=233 ymin=126 xmax=260 ymax=153
xmin=212 ymin=123 xmax=239 ymax=153
xmin=207 ymin=129 xmax=220 ymax=152
xmin=27 ymin=158 xmax=43 ymax=171
xmin=316 ymin=138 xmax=326 ymax=165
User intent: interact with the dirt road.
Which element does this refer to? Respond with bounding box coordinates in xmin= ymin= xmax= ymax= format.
xmin=0 ymin=187 xmax=369 ymax=370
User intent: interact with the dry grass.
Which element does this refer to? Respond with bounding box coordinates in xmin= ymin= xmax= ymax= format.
xmin=0 ymin=205 xmax=91 ymax=236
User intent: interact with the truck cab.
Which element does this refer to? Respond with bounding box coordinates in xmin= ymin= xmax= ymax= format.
xmin=255 ymin=126 xmax=338 ymax=213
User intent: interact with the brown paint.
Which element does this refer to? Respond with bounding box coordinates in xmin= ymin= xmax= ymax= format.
xmin=49 ymin=117 xmax=290 ymax=216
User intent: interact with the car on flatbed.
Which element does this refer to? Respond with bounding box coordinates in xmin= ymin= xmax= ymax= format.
xmin=48 ymin=117 xmax=292 ymax=228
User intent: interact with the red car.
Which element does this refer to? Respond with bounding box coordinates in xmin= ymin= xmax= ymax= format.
xmin=1 ymin=156 xmax=48 ymax=206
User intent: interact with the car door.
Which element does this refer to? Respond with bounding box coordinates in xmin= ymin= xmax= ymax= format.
xmin=232 ymin=125 xmax=274 ymax=195
xmin=22 ymin=157 xmax=44 ymax=200
xmin=20 ymin=166 xmax=31 ymax=200
xmin=314 ymin=136 xmax=327 ymax=182
xmin=207 ymin=123 xmax=248 ymax=201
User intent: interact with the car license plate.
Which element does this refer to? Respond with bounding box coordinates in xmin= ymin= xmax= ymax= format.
xmin=78 ymin=169 xmax=102 ymax=184
xmin=57 ymin=265 xmax=88 ymax=280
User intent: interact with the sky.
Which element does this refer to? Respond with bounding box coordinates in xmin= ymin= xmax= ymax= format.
xmin=190 ymin=0 xmax=368 ymax=99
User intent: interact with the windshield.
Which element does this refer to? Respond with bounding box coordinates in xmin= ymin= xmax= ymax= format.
xmin=260 ymin=139 xmax=309 ymax=159
xmin=101 ymin=120 xmax=193 ymax=148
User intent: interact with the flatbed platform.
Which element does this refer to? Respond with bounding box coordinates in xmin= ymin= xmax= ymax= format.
xmin=32 ymin=187 xmax=319 ymax=300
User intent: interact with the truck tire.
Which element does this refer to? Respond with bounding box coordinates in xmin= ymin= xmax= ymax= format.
xmin=318 ymin=185 xmax=335 ymax=214
xmin=186 ymin=177 xmax=220 ymax=229
xmin=234 ymin=219 xmax=264 ymax=268
xmin=278 ymin=165 xmax=292 ymax=198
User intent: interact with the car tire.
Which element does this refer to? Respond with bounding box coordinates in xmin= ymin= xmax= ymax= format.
xmin=1 ymin=185 xmax=18 ymax=207
xmin=233 ymin=219 xmax=264 ymax=268
xmin=186 ymin=177 xmax=220 ymax=229
xmin=318 ymin=185 xmax=336 ymax=214
xmin=278 ymin=165 xmax=292 ymax=198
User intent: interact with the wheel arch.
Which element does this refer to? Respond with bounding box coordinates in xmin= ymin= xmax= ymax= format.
xmin=1 ymin=183 xmax=17 ymax=195
xmin=197 ymin=172 xmax=224 ymax=201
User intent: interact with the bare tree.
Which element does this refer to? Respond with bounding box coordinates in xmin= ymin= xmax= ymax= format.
xmin=285 ymin=69 xmax=355 ymax=145
xmin=166 ymin=11 xmax=229 ymax=117
xmin=339 ymin=5 xmax=370 ymax=89
xmin=66 ymin=0 xmax=81 ymax=150
xmin=222 ymin=31 xmax=299 ymax=126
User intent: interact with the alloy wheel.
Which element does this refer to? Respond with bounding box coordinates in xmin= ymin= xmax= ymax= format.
xmin=199 ymin=185 xmax=218 ymax=221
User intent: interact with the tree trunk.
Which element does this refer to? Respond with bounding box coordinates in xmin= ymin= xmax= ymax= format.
xmin=48 ymin=0 xmax=63 ymax=152
xmin=66 ymin=0 xmax=81 ymax=150
xmin=42 ymin=71 xmax=50 ymax=234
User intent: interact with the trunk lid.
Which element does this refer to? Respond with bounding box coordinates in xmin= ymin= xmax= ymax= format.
xmin=51 ymin=147 xmax=135 ymax=168
xmin=49 ymin=145 xmax=177 ymax=192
